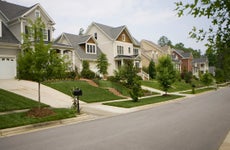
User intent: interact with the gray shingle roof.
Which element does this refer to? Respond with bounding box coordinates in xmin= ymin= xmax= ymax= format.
xmin=192 ymin=57 xmax=208 ymax=63
xmin=94 ymin=22 xmax=125 ymax=40
xmin=0 ymin=22 xmax=19 ymax=44
xmin=174 ymin=49 xmax=192 ymax=58
xmin=0 ymin=0 xmax=31 ymax=20
xmin=56 ymin=33 xmax=102 ymax=60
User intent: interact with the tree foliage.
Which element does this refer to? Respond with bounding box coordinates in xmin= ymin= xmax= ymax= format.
xmin=175 ymin=0 xmax=230 ymax=81
xmin=96 ymin=53 xmax=109 ymax=78
xmin=156 ymin=56 xmax=176 ymax=95
xmin=158 ymin=36 xmax=172 ymax=47
xmin=148 ymin=60 xmax=156 ymax=79
xmin=200 ymin=72 xmax=213 ymax=86
xmin=81 ymin=60 xmax=95 ymax=79
xmin=17 ymin=18 xmax=67 ymax=108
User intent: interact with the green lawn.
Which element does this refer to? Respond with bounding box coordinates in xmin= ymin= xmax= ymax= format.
xmin=104 ymin=95 xmax=183 ymax=108
xmin=0 ymin=108 xmax=76 ymax=129
xmin=0 ymin=89 xmax=48 ymax=112
xmin=96 ymin=80 xmax=130 ymax=97
xmin=141 ymin=80 xmax=201 ymax=92
xmin=43 ymin=80 xmax=123 ymax=103
xmin=181 ymin=87 xmax=216 ymax=94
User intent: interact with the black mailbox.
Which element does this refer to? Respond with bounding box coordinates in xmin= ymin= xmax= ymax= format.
xmin=73 ymin=88 xmax=82 ymax=96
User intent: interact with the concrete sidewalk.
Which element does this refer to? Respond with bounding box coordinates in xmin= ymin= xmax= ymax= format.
xmin=219 ymin=131 xmax=230 ymax=150
xmin=0 ymin=79 xmax=83 ymax=108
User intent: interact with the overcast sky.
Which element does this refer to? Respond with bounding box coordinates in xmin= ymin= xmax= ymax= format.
xmin=7 ymin=0 xmax=211 ymax=53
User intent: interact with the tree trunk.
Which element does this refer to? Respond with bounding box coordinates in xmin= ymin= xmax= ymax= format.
xmin=38 ymin=82 xmax=41 ymax=110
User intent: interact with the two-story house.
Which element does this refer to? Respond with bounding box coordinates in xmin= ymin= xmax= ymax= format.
xmin=172 ymin=49 xmax=193 ymax=73
xmin=192 ymin=57 xmax=209 ymax=78
xmin=54 ymin=32 xmax=102 ymax=73
xmin=140 ymin=39 xmax=168 ymax=68
xmin=85 ymin=22 xmax=141 ymax=76
xmin=0 ymin=0 xmax=56 ymax=79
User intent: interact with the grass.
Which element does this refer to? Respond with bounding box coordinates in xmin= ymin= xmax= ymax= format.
xmin=0 ymin=89 xmax=48 ymax=112
xmin=96 ymin=80 xmax=130 ymax=97
xmin=104 ymin=95 xmax=184 ymax=108
xmin=181 ymin=87 xmax=216 ymax=94
xmin=141 ymin=80 xmax=205 ymax=92
xmin=43 ymin=80 xmax=123 ymax=103
xmin=0 ymin=108 xmax=76 ymax=129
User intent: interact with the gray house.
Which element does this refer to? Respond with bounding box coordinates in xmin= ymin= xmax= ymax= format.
xmin=0 ymin=0 xmax=55 ymax=79
xmin=54 ymin=33 xmax=102 ymax=73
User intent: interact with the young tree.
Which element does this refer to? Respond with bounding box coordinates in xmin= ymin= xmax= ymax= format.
xmin=148 ymin=60 xmax=156 ymax=79
xmin=17 ymin=18 xmax=67 ymax=109
xmin=96 ymin=53 xmax=109 ymax=79
xmin=156 ymin=56 xmax=176 ymax=95
xmin=129 ymin=77 xmax=143 ymax=102
xmin=200 ymin=72 xmax=213 ymax=87
xmin=81 ymin=60 xmax=95 ymax=79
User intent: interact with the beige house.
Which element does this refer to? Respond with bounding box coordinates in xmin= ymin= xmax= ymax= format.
xmin=85 ymin=22 xmax=141 ymax=76
xmin=140 ymin=39 xmax=169 ymax=68
xmin=192 ymin=57 xmax=209 ymax=78
xmin=0 ymin=1 xmax=55 ymax=79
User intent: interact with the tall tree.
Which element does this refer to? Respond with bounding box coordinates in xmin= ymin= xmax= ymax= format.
xmin=148 ymin=60 xmax=156 ymax=79
xmin=156 ymin=56 xmax=176 ymax=95
xmin=17 ymin=18 xmax=67 ymax=109
xmin=158 ymin=36 xmax=172 ymax=47
xmin=175 ymin=0 xmax=230 ymax=81
xmin=96 ymin=53 xmax=109 ymax=79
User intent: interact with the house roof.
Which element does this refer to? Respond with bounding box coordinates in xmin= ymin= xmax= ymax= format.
xmin=192 ymin=57 xmax=208 ymax=63
xmin=0 ymin=0 xmax=31 ymax=20
xmin=141 ymin=39 xmax=165 ymax=54
xmin=0 ymin=22 xmax=19 ymax=44
xmin=55 ymin=32 xmax=102 ymax=60
xmin=173 ymin=49 xmax=192 ymax=59
xmin=92 ymin=22 xmax=140 ymax=46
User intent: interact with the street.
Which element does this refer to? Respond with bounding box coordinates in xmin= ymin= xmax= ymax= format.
xmin=1 ymin=87 xmax=230 ymax=150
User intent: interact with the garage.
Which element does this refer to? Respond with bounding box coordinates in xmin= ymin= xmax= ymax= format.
xmin=0 ymin=56 xmax=16 ymax=79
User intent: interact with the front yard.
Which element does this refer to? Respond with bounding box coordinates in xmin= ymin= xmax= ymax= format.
xmin=43 ymin=80 xmax=124 ymax=103
xmin=0 ymin=89 xmax=76 ymax=129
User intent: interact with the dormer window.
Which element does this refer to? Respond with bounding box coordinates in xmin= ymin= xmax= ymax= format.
xmin=122 ymin=34 xmax=126 ymax=41
xmin=35 ymin=10 xmax=40 ymax=18
xmin=86 ymin=44 xmax=96 ymax=54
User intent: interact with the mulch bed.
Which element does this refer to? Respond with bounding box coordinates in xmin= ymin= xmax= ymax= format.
xmin=26 ymin=107 xmax=55 ymax=118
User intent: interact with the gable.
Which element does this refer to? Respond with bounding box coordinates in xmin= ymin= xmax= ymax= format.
xmin=87 ymin=37 xmax=96 ymax=44
xmin=116 ymin=30 xmax=132 ymax=43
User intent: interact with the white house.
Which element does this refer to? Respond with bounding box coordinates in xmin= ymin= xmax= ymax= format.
xmin=85 ymin=22 xmax=141 ymax=76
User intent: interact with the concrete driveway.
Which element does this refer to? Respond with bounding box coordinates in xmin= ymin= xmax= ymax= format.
xmin=0 ymin=79 xmax=75 ymax=108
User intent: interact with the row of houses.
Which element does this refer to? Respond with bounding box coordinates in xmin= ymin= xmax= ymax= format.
xmin=0 ymin=1 xmax=211 ymax=80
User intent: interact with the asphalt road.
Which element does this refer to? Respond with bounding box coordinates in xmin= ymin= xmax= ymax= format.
xmin=1 ymin=87 xmax=230 ymax=150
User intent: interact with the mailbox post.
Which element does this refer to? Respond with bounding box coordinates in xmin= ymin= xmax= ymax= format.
xmin=72 ymin=88 xmax=82 ymax=113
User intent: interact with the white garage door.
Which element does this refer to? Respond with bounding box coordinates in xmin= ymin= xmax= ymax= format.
xmin=0 ymin=56 xmax=16 ymax=79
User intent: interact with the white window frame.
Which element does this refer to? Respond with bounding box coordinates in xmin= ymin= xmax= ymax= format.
xmin=86 ymin=44 xmax=97 ymax=54
xmin=35 ymin=10 xmax=41 ymax=18
xmin=117 ymin=45 xmax=124 ymax=55
xmin=43 ymin=29 xmax=48 ymax=41
xmin=0 ymin=20 xmax=2 ymax=38
xmin=133 ymin=48 xmax=139 ymax=55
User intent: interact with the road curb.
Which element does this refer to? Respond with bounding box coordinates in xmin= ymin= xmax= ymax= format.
xmin=0 ymin=113 xmax=97 ymax=137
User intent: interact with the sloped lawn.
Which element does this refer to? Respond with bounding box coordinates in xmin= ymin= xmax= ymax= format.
xmin=0 ymin=89 xmax=48 ymax=112
xmin=43 ymin=80 xmax=123 ymax=103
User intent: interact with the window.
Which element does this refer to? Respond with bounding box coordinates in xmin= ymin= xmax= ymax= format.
xmin=133 ymin=48 xmax=139 ymax=55
xmin=86 ymin=44 xmax=96 ymax=54
xmin=0 ymin=21 xmax=2 ymax=38
xmin=35 ymin=10 xmax=40 ymax=18
xmin=94 ymin=33 xmax=97 ymax=39
xmin=122 ymin=34 xmax=126 ymax=41
xmin=128 ymin=47 xmax=131 ymax=54
xmin=117 ymin=46 xmax=124 ymax=55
